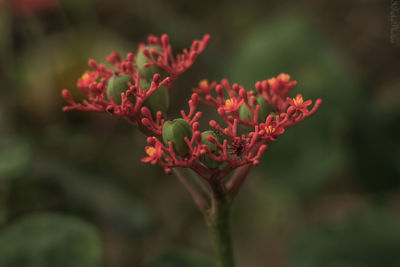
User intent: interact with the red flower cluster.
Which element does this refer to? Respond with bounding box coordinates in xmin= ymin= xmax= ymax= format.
xmin=140 ymin=74 xmax=322 ymax=179
xmin=62 ymin=34 xmax=322 ymax=181
xmin=62 ymin=34 xmax=210 ymax=135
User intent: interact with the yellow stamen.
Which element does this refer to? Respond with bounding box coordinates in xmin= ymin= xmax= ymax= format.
xmin=268 ymin=77 xmax=276 ymax=86
xmin=293 ymin=95 xmax=304 ymax=106
xmin=81 ymin=72 xmax=90 ymax=82
xmin=145 ymin=146 xmax=157 ymax=157
xmin=199 ymin=79 xmax=208 ymax=88
xmin=279 ymin=73 xmax=290 ymax=82
xmin=265 ymin=125 xmax=276 ymax=135
xmin=225 ymin=98 xmax=235 ymax=108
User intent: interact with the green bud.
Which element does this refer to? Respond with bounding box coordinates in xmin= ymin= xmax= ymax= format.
xmin=162 ymin=118 xmax=192 ymax=156
xmin=200 ymin=130 xmax=223 ymax=169
xmin=136 ymin=45 xmax=166 ymax=80
xmin=140 ymin=80 xmax=169 ymax=117
xmin=256 ymin=96 xmax=270 ymax=122
xmin=106 ymin=74 xmax=133 ymax=104
xmin=238 ymin=104 xmax=252 ymax=122
xmin=238 ymin=95 xmax=271 ymax=123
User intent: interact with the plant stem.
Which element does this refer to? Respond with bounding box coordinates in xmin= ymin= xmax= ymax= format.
xmin=207 ymin=179 xmax=235 ymax=267
xmin=172 ymin=168 xmax=209 ymax=211
xmin=226 ymin=163 xmax=253 ymax=197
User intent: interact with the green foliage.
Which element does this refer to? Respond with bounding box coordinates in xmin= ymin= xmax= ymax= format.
xmin=0 ymin=139 xmax=31 ymax=180
xmin=145 ymin=249 xmax=216 ymax=267
xmin=229 ymin=15 xmax=361 ymax=195
xmin=290 ymin=209 xmax=400 ymax=267
xmin=51 ymin=166 xmax=154 ymax=238
xmin=0 ymin=214 xmax=101 ymax=267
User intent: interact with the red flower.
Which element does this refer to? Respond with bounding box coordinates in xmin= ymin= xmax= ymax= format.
xmin=259 ymin=120 xmax=285 ymax=141
xmin=141 ymin=143 xmax=163 ymax=164
xmin=223 ymin=97 xmax=243 ymax=113
xmin=193 ymin=79 xmax=216 ymax=95
xmin=287 ymin=94 xmax=312 ymax=112
xmin=77 ymin=71 xmax=98 ymax=91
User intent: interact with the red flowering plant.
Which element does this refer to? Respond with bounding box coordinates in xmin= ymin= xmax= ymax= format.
xmin=62 ymin=33 xmax=322 ymax=267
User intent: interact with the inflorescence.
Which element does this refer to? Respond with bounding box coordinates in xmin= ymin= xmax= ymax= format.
xmin=62 ymin=33 xmax=322 ymax=182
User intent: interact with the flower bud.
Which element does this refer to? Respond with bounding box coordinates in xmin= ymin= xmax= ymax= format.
xmin=106 ymin=74 xmax=133 ymax=104
xmin=162 ymin=118 xmax=192 ymax=156
xmin=140 ymin=80 xmax=169 ymax=117
xmin=136 ymin=45 xmax=166 ymax=80
xmin=239 ymin=95 xmax=271 ymax=123
xmin=199 ymin=130 xmax=223 ymax=169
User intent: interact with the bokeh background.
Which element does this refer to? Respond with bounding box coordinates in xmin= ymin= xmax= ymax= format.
xmin=1 ymin=0 xmax=400 ymax=266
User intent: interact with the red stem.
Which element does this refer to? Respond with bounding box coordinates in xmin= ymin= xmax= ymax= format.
xmin=172 ymin=168 xmax=210 ymax=211
xmin=226 ymin=163 xmax=253 ymax=197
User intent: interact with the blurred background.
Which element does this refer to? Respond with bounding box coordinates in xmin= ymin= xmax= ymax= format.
xmin=0 ymin=0 xmax=399 ymax=266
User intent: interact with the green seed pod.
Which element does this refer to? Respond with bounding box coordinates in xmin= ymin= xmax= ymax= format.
xmin=256 ymin=95 xmax=270 ymax=122
xmin=238 ymin=104 xmax=253 ymax=122
xmin=140 ymin=80 xmax=169 ymax=117
xmin=200 ymin=130 xmax=223 ymax=169
xmin=238 ymin=95 xmax=271 ymax=123
xmin=162 ymin=118 xmax=193 ymax=156
xmin=136 ymin=45 xmax=165 ymax=80
xmin=106 ymin=74 xmax=133 ymax=104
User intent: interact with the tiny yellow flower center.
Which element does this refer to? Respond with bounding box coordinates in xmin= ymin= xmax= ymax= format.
xmin=145 ymin=146 xmax=157 ymax=157
xmin=265 ymin=125 xmax=276 ymax=135
xmin=81 ymin=72 xmax=90 ymax=82
xmin=293 ymin=95 xmax=304 ymax=106
xmin=199 ymin=79 xmax=208 ymax=88
xmin=225 ymin=98 xmax=235 ymax=108
xmin=268 ymin=77 xmax=276 ymax=86
xmin=279 ymin=73 xmax=290 ymax=82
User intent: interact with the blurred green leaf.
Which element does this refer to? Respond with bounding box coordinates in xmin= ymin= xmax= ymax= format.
xmin=145 ymin=249 xmax=215 ymax=267
xmin=228 ymin=14 xmax=362 ymax=195
xmin=0 ymin=139 xmax=31 ymax=180
xmin=351 ymin=107 xmax=400 ymax=192
xmin=0 ymin=213 xmax=101 ymax=267
xmin=32 ymin=159 xmax=154 ymax=238
xmin=63 ymin=175 xmax=154 ymax=238
xmin=290 ymin=208 xmax=400 ymax=267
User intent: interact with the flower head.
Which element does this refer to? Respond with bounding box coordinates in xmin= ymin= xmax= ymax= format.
xmin=77 ymin=71 xmax=98 ymax=91
xmin=193 ymin=79 xmax=217 ymax=95
xmin=62 ymin=34 xmax=323 ymax=181
xmin=259 ymin=119 xmax=285 ymax=141
xmin=223 ymin=98 xmax=243 ymax=113
xmin=141 ymin=143 xmax=163 ymax=164
xmin=287 ymin=94 xmax=312 ymax=112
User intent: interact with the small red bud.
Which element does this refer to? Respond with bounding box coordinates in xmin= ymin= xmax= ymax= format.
xmin=62 ymin=89 xmax=73 ymax=102
xmin=88 ymin=59 xmax=97 ymax=69
xmin=161 ymin=34 xmax=170 ymax=47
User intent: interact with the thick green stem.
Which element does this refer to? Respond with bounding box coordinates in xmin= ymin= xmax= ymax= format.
xmin=207 ymin=180 xmax=235 ymax=267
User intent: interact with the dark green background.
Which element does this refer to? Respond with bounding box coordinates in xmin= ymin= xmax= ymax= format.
xmin=0 ymin=0 xmax=399 ymax=266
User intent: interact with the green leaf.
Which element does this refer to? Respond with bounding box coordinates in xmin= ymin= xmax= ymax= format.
xmin=31 ymin=160 xmax=154 ymax=238
xmin=290 ymin=208 xmax=400 ymax=267
xmin=0 ymin=139 xmax=31 ymax=180
xmin=0 ymin=213 xmax=101 ymax=267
